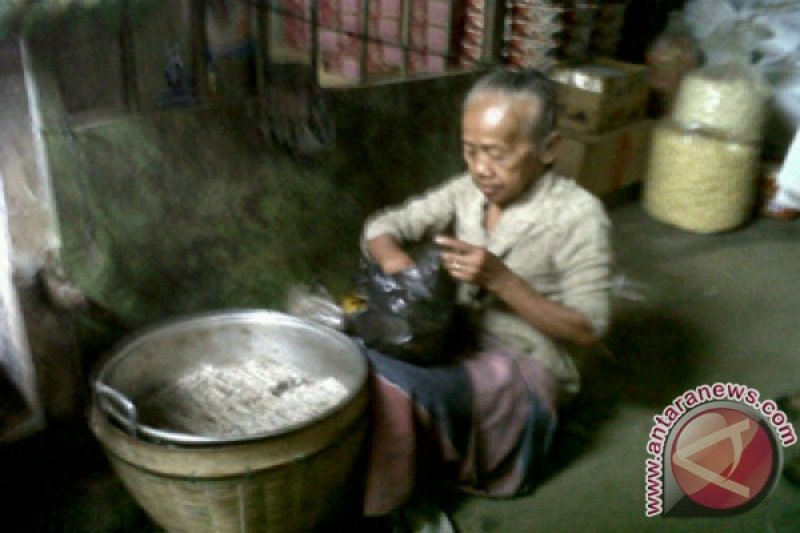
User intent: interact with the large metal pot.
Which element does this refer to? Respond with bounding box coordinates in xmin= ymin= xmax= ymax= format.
xmin=93 ymin=309 xmax=368 ymax=445
xmin=90 ymin=309 xmax=369 ymax=532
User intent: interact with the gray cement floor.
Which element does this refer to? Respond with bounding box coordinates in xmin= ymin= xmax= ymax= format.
xmin=3 ymin=199 xmax=799 ymax=532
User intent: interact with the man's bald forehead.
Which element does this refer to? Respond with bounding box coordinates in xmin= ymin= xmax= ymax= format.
xmin=463 ymin=69 xmax=557 ymax=144
xmin=464 ymin=89 xmax=544 ymax=143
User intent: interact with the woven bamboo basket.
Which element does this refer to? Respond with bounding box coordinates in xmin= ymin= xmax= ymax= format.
xmin=642 ymin=121 xmax=760 ymax=233
xmin=90 ymin=310 xmax=369 ymax=532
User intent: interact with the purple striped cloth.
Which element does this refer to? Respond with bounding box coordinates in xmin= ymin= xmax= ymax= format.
xmin=361 ymin=334 xmax=559 ymax=516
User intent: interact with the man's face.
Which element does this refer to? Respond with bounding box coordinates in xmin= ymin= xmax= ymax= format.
xmin=461 ymin=92 xmax=557 ymax=208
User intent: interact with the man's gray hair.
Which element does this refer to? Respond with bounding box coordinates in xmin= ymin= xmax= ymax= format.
xmin=464 ymin=68 xmax=558 ymax=145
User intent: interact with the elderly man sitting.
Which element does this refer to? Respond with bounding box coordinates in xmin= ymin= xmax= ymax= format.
xmin=359 ymin=68 xmax=612 ymax=525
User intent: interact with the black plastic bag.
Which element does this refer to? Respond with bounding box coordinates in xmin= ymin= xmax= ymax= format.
xmin=351 ymin=243 xmax=459 ymax=366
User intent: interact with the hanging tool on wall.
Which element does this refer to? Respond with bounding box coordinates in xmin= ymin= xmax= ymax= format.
xmin=256 ymin=64 xmax=336 ymax=157
xmin=161 ymin=45 xmax=194 ymax=106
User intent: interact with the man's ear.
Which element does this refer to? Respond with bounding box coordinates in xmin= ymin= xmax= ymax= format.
xmin=539 ymin=131 xmax=562 ymax=165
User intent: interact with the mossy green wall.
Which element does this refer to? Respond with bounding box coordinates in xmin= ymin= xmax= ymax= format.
xmin=46 ymin=75 xmax=479 ymax=339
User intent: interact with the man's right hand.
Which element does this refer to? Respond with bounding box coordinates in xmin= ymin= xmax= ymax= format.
xmin=366 ymin=234 xmax=415 ymax=274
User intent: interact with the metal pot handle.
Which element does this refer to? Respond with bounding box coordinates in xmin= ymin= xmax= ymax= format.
xmin=95 ymin=382 xmax=139 ymax=437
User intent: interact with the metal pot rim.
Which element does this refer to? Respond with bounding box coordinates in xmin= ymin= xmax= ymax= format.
xmin=93 ymin=309 xmax=368 ymax=446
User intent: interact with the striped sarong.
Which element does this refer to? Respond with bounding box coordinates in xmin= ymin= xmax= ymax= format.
xmin=362 ymin=335 xmax=559 ymax=516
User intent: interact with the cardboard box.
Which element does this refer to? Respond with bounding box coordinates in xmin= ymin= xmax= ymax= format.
xmin=555 ymin=120 xmax=652 ymax=197
xmin=551 ymin=58 xmax=649 ymax=133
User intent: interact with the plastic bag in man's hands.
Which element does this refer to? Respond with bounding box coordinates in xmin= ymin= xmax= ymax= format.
xmin=351 ymin=243 xmax=459 ymax=366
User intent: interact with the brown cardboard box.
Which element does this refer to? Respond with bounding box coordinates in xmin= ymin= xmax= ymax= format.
xmin=552 ymin=58 xmax=649 ymax=133
xmin=555 ymin=120 xmax=652 ymax=197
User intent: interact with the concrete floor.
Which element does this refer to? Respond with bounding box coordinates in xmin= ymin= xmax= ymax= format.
xmin=2 ymin=199 xmax=799 ymax=532
xmin=454 ymin=200 xmax=800 ymax=532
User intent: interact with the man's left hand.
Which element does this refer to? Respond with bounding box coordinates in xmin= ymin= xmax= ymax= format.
xmin=435 ymin=235 xmax=512 ymax=292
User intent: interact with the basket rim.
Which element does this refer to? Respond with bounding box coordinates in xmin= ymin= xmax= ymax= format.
xmin=89 ymin=389 xmax=369 ymax=477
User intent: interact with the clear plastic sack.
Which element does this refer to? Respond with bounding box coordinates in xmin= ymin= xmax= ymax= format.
xmin=286 ymin=284 xmax=346 ymax=332
xmin=643 ymin=119 xmax=761 ymax=233
xmin=671 ymin=63 xmax=770 ymax=143
xmin=682 ymin=0 xmax=800 ymax=134
xmin=611 ymin=273 xmax=653 ymax=303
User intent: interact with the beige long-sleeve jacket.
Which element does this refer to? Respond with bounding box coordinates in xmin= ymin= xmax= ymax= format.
xmin=363 ymin=170 xmax=611 ymax=394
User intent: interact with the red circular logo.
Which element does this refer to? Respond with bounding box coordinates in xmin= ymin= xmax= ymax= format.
xmin=670 ymin=407 xmax=776 ymax=510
